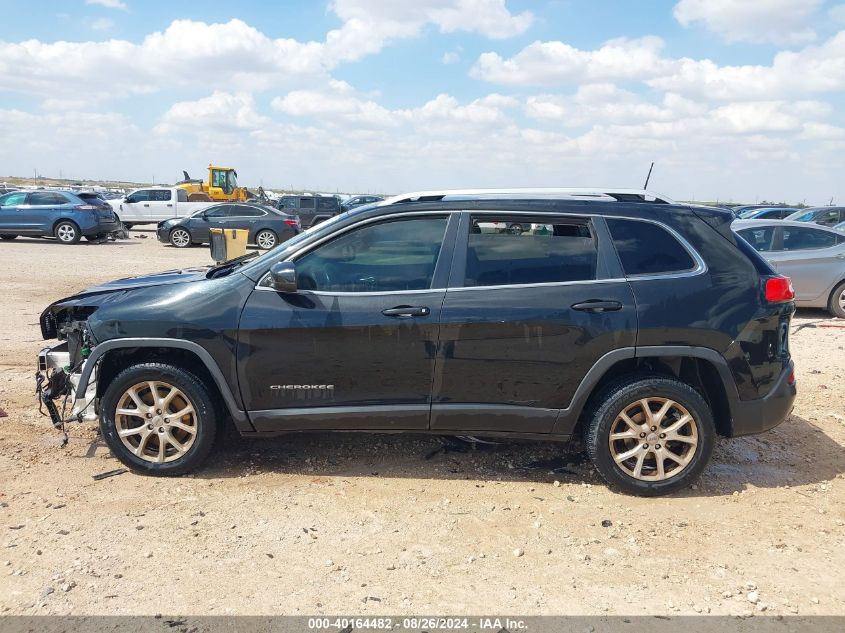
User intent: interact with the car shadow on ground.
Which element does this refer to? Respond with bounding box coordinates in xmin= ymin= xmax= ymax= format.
xmin=190 ymin=413 xmax=844 ymax=497
xmin=0 ymin=237 xmax=139 ymax=246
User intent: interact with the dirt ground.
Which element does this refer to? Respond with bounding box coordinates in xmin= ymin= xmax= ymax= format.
xmin=0 ymin=231 xmax=843 ymax=616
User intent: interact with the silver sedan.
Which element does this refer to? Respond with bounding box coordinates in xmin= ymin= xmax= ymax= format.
xmin=734 ymin=219 xmax=845 ymax=318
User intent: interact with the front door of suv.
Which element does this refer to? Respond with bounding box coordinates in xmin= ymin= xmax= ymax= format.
xmin=432 ymin=213 xmax=636 ymax=434
xmin=238 ymin=213 xmax=458 ymax=432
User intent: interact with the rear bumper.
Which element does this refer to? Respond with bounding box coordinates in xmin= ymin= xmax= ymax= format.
xmin=81 ymin=220 xmax=121 ymax=236
xmin=730 ymin=361 xmax=796 ymax=437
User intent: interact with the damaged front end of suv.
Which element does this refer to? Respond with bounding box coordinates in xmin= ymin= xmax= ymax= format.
xmin=37 ymin=294 xmax=116 ymax=433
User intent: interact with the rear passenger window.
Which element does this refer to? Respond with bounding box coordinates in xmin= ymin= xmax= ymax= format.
xmin=299 ymin=198 xmax=316 ymax=209
xmin=465 ymin=218 xmax=597 ymax=287
xmin=737 ymin=227 xmax=776 ymax=252
xmin=150 ymin=190 xmax=172 ymax=201
xmin=606 ymin=219 xmax=696 ymax=276
xmin=782 ymin=227 xmax=837 ymax=250
xmin=177 ymin=189 xmax=188 ymax=202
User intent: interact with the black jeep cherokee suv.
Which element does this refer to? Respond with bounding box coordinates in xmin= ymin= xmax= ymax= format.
xmin=37 ymin=188 xmax=797 ymax=495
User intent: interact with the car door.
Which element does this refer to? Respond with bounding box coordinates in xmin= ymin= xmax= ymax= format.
xmin=238 ymin=213 xmax=458 ymax=432
xmin=432 ymin=212 xmax=636 ymax=434
xmin=0 ymin=192 xmax=29 ymax=232
xmin=767 ymin=226 xmax=844 ymax=301
xmin=298 ymin=197 xmax=317 ymax=227
xmin=227 ymin=204 xmax=264 ymax=238
xmin=119 ymin=189 xmax=153 ymax=223
xmin=188 ymin=204 xmax=232 ymax=242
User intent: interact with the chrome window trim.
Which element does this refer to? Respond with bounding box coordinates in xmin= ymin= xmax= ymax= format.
xmin=255 ymin=210 xmax=454 ymax=291
xmin=606 ymin=216 xmax=708 ymax=281
xmin=447 ymin=278 xmax=627 ymax=293
xmin=255 ymin=209 xmax=708 ymax=291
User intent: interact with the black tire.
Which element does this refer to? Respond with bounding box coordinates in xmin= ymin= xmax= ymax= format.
xmin=0 ymin=234 xmax=18 ymax=240
xmin=85 ymin=233 xmax=107 ymax=242
xmin=169 ymin=227 xmax=192 ymax=248
xmin=584 ymin=374 xmax=715 ymax=496
xmin=54 ymin=220 xmax=81 ymax=244
xmin=828 ymin=280 xmax=845 ymax=319
xmin=255 ymin=229 xmax=278 ymax=250
xmin=99 ymin=363 xmax=218 ymax=476
xmin=123 ymin=223 xmax=134 ymax=230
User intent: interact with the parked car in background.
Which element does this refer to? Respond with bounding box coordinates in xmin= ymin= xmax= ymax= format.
xmin=157 ymin=202 xmax=300 ymax=249
xmin=0 ymin=189 xmax=120 ymax=244
xmin=784 ymin=206 xmax=845 ymax=227
xmin=277 ymin=195 xmax=341 ymax=229
xmin=341 ymin=195 xmax=384 ymax=212
xmin=833 ymin=220 xmax=845 ymax=232
xmin=734 ymin=219 xmax=845 ymax=317
xmin=737 ymin=207 xmax=799 ymax=220
xmin=110 ymin=187 xmax=216 ymax=228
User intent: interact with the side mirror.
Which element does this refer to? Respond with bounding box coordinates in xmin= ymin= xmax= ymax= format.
xmin=269 ymin=261 xmax=297 ymax=293
xmin=123 ymin=197 xmax=131 ymax=203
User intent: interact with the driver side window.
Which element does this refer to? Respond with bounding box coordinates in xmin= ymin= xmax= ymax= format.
xmin=295 ymin=217 xmax=448 ymax=293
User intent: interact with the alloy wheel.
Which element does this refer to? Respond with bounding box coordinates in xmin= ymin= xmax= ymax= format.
xmin=56 ymin=224 xmax=77 ymax=242
xmin=170 ymin=229 xmax=190 ymax=247
xmin=114 ymin=381 xmax=198 ymax=463
xmin=256 ymin=230 xmax=277 ymax=249
xmin=608 ymin=397 xmax=699 ymax=481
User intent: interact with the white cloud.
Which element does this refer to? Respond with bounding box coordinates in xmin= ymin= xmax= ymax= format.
xmin=649 ymin=32 xmax=845 ymax=100
xmin=674 ymin=0 xmax=822 ymax=44
xmin=322 ymin=0 xmax=533 ymax=65
xmin=91 ymin=18 xmax=114 ymax=31
xmin=86 ymin=0 xmax=127 ymax=10
xmin=155 ymin=92 xmax=270 ymax=136
xmin=0 ymin=19 xmax=326 ymax=96
xmin=473 ymin=30 xmax=845 ymax=102
xmin=471 ymin=37 xmax=669 ymax=85
xmin=441 ymin=50 xmax=460 ymax=64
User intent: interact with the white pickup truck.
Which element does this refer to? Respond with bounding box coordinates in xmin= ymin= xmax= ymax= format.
xmin=109 ymin=187 xmax=216 ymax=227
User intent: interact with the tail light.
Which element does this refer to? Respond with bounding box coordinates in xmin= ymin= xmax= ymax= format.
xmin=283 ymin=218 xmax=301 ymax=228
xmin=765 ymin=276 xmax=795 ymax=303
xmin=74 ymin=204 xmax=100 ymax=211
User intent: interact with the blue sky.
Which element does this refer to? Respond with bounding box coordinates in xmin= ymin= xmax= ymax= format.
xmin=2 ymin=0 xmax=845 ymax=202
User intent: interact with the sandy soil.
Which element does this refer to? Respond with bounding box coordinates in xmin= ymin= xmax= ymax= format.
xmin=0 ymin=231 xmax=843 ymax=616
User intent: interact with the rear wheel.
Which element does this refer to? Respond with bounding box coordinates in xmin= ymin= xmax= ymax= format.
xmin=169 ymin=227 xmax=192 ymax=248
xmin=255 ymin=229 xmax=278 ymax=250
xmin=584 ymin=375 xmax=715 ymax=496
xmin=0 ymin=234 xmax=18 ymax=240
xmin=99 ymin=363 xmax=218 ymax=475
xmin=828 ymin=280 xmax=845 ymax=319
xmin=54 ymin=221 xmax=81 ymax=244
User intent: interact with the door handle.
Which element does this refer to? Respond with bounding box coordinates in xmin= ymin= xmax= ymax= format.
xmin=167 ymin=204 xmax=173 ymax=207
xmin=143 ymin=204 xmax=150 ymax=207
xmin=571 ymin=300 xmax=623 ymax=312
xmin=382 ymin=306 xmax=430 ymax=318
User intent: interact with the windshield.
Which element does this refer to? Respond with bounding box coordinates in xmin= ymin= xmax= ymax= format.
xmin=227 ymin=170 xmax=238 ymax=190
xmin=786 ymin=210 xmax=815 ymax=222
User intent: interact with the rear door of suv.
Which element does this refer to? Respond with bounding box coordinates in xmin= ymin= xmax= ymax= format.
xmin=432 ymin=211 xmax=636 ymax=434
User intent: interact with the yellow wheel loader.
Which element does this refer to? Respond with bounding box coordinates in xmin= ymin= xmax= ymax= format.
xmin=176 ymin=165 xmax=256 ymax=202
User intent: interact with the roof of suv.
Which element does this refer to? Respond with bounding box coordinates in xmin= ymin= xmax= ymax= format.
xmin=377 ymin=187 xmax=676 ymax=206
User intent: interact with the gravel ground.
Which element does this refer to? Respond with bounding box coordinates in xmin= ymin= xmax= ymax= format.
xmin=0 ymin=231 xmax=843 ymax=616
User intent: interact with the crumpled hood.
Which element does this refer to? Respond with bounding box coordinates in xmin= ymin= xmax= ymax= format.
xmin=79 ymin=267 xmax=210 ymax=296
xmin=40 ymin=267 xmax=211 ymax=339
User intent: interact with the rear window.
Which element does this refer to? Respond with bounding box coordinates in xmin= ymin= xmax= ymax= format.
xmin=317 ymin=197 xmax=338 ymax=210
xmin=606 ymin=218 xmax=696 ymax=276
xmin=465 ymin=217 xmax=597 ymax=287
xmin=299 ymin=198 xmax=316 ymax=209
xmin=177 ymin=189 xmax=188 ymax=202
xmin=736 ymin=226 xmax=776 ymax=252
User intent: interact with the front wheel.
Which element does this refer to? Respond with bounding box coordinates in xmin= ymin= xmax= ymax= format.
xmin=54 ymin=221 xmax=81 ymax=244
xmin=169 ymin=227 xmax=192 ymax=248
xmin=828 ymin=280 xmax=845 ymax=319
xmin=99 ymin=363 xmax=218 ymax=475
xmin=255 ymin=229 xmax=278 ymax=250
xmin=584 ymin=375 xmax=715 ymax=496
